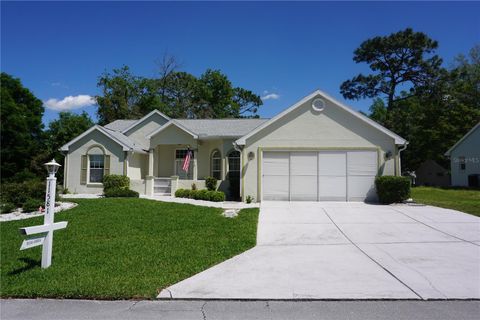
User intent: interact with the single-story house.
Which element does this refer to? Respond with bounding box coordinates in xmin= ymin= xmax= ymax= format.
xmin=445 ymin=122 xmax=480 ymax=187
xmin=415 ymin=160 xmax=450 ymax=187
xmin=60 ymin=89 xmax=407 ymax=202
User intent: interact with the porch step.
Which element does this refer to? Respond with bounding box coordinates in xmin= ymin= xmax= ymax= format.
xmin=154 ymin=178 xmax=171 ymax=195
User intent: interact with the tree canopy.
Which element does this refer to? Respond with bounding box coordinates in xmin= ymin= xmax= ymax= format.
xmin=340 ymin=28 xmax=443 ymax=109
xmin=366 ymin=45 xmax=480 ymax=171
xmin=0 ymin=73 xmax=44 ymax=181
xmin=96 ymin=62 xmax=263 ymax=125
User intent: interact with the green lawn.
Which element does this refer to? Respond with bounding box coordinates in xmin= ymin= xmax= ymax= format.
xmin=411 ymin=187 xmax=480 ymax=217
xmin=0 ymin=198 xmax=259 ymax=299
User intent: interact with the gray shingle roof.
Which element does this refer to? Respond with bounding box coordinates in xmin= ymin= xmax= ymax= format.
xmin=104 ymin=120 xmax=138 ymax=132
xmin=175 ymin=119 xmax=269 ymax=138
xmin=102 ymin=127 xmax=147 ymax=152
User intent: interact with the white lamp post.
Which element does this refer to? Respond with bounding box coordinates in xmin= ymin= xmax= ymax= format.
xmin=19 ymin=159 xmax=68 ymax=269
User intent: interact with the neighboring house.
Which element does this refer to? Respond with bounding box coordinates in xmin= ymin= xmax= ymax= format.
xmin=415 ymin=160 xmax=450 ymax=187
xmin=445 ymin=122 xmax=480 ymax=187
xmin=60 ymin=89 xmax=407 ymax=202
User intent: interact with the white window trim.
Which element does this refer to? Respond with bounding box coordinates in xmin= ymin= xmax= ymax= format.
xmin=87 ymin=154 xmax=105 ymax=185
xmin=211 ymin=149 xmax=222 ymax=180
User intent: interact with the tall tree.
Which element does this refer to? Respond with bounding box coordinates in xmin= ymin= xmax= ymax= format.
xmin=95 ymin=66 xmax=147 ymax=125
xmin=0 ymin=73 xmax=44 ymax=181
xmin=45 ymin=111 xmax=94 ymax=161
xmin=340 ymin=28 xmax=443 ymax=109
xmin=95 ymin=64 xmax=263 ymax=123
xmin=366 ymin=45 xmax=480 ymax=172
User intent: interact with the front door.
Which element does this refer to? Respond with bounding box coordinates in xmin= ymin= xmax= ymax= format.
xmin=227 ymin=150 xmax=241 ymax=200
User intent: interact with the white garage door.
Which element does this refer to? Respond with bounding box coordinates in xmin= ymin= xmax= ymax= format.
xmin=262 ymin=151 xmax=378 ymax=201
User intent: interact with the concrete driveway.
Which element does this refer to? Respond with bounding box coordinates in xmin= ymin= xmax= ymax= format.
xmin=159 ymin=202 xmax=480 ymax=300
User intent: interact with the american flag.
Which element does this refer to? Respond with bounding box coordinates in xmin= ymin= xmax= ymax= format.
xmin=182 ymin=149 xmax=192 ymax=172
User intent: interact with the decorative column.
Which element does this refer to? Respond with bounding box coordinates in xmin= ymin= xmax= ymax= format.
xmin=145 ymin=149 xmax=154 ymax=196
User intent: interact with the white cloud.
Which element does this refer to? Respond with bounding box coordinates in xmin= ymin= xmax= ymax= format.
xmin=261 ymin=92 xmax=280 ymax=101
xmin=44 ymin=95 xmax=96 ymax=111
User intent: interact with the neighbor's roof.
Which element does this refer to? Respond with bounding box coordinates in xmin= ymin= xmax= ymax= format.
xmin=445 ymin=122 xmax=480 ymax=156
xmin=235 ymin=89 xmax=408 ymax=145
xmin=104 ymin=120 xmax=138 ymax=132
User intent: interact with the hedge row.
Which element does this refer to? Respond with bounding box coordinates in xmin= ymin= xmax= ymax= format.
xmin=175 ymin=189 xmax=225 ymax=202
xmin=104 ymin=188 xmax=139 ymax=198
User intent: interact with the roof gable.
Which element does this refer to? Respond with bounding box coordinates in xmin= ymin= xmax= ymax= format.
xmin=60 ymin=125 xmax=146 ymax=153
xmin=235 ymin=90 xmax=407 ymax=145
xmin=146 ymin=120 xmax=199 ymax=139
xmin=122 ymin=110 xmax=170 ymax=134
xmin=445 ymin=122 xmax=480 ymax=156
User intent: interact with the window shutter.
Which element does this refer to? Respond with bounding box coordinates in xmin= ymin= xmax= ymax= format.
xmin=80 ymin=155 xmax=87 ymax=185
xmin=104 ymin=154 xmax=111 ymax=176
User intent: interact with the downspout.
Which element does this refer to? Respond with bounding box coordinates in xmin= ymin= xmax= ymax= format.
xmin=397 ymin=142 xmax=408 ymax=176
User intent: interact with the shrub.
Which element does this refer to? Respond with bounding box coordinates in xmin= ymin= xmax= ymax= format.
xmin=22 ymin=198 xmax=44 ymax=213
xmin=191 ymin=183 xmax=197 ymax=191
xmin=0 ymin=180 xmax=46 ymax=207
xmin=375 ymin=176 xmax=411 ymax=204
xmin=197 ymin=189 xmax=209 ymax=200
xmin=246 ymin=195 xmax=254 ymax=204
xmin=175 ymin=189 xmax=188 ymax=198
xmin=1 ymin=202 xmax=16 ymax=214
xmin=174 ymin=188 xmax=225 ymax=202
xmin=103 ymin=175 xmax=130 ymax=191
xmin=209 ymin=190 xmax=225 ymax=202
xmin=190 ymin=189 xmax=201 ymax=200
xmin=104 ymin=188 xmax=139 ymax=198
xmin=205 ymin=177 xmax=217 ymax=191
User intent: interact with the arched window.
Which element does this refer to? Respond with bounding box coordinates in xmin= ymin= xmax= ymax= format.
xmin=88 ymin=146 xmax=105 ymax=183
xmin=211 ymin=149 xmax=222 ymax=180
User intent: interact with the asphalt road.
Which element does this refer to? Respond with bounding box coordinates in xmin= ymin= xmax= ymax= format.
xmin=1 ymin=299 xmax=479 ymax=320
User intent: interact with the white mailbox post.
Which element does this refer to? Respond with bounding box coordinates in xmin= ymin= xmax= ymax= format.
xmin=19 ymin=159 xmax=68 ymax=268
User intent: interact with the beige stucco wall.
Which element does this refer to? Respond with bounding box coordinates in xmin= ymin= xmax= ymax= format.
xmin=128 ymin=152 xmax=148 ymax=180
xmin=65 ymin=129 xmax=125 ymax=194
xmin=124 ymin=112 xmax=169 ymax=148
xmin=450 ymin=127 xmax=480 ymax=186
xmin=242 ymin=95 xmax=398 ymax=202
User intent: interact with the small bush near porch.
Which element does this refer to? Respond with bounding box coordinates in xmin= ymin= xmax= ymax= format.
xmin=0 ymin=198 xmax=259 ymax=299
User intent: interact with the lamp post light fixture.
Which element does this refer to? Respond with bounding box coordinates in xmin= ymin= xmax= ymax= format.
xmin=19 ymin=159 xmax=68 ymax=269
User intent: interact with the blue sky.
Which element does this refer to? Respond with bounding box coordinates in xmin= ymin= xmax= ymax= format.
xmin=2 ymin=1 xmax=479 ymax=125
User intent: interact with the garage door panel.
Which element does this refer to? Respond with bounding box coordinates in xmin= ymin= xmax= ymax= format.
xmin=347 ymin=151 xmax=378 ymax=176
xmin=263 ymin=175 xmax=289 ymax=200
xmin=318 ymin=152 xmax=346 ymax=176
xmin=291 ymin=176 xmax=317 ymax=201
xmin=262 ymin=152 xmax=289 ymax=176
xmin=290 ymin=152 xmax=318 ymax=176
xmin=348 ymin=176 xmax=376 ymax=201
xmin=319 ymin=176 xmax=347 ymax=201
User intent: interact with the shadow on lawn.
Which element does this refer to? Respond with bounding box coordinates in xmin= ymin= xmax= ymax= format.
xmin=8 ymin=257 xmax=41 ymax=275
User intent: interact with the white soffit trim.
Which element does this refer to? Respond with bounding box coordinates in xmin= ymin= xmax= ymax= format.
xmin=445 ymin=121 xmax=480 ymax=156
xmin=145 ymin=120 xmax=199 ymax=139
xmin=235 ymin=89 xmax=407 ymax=145
xmin=121 ymin=109 xmax=171 ymax=134
xmin=59 ymin=125 xmax=131 ymax=152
